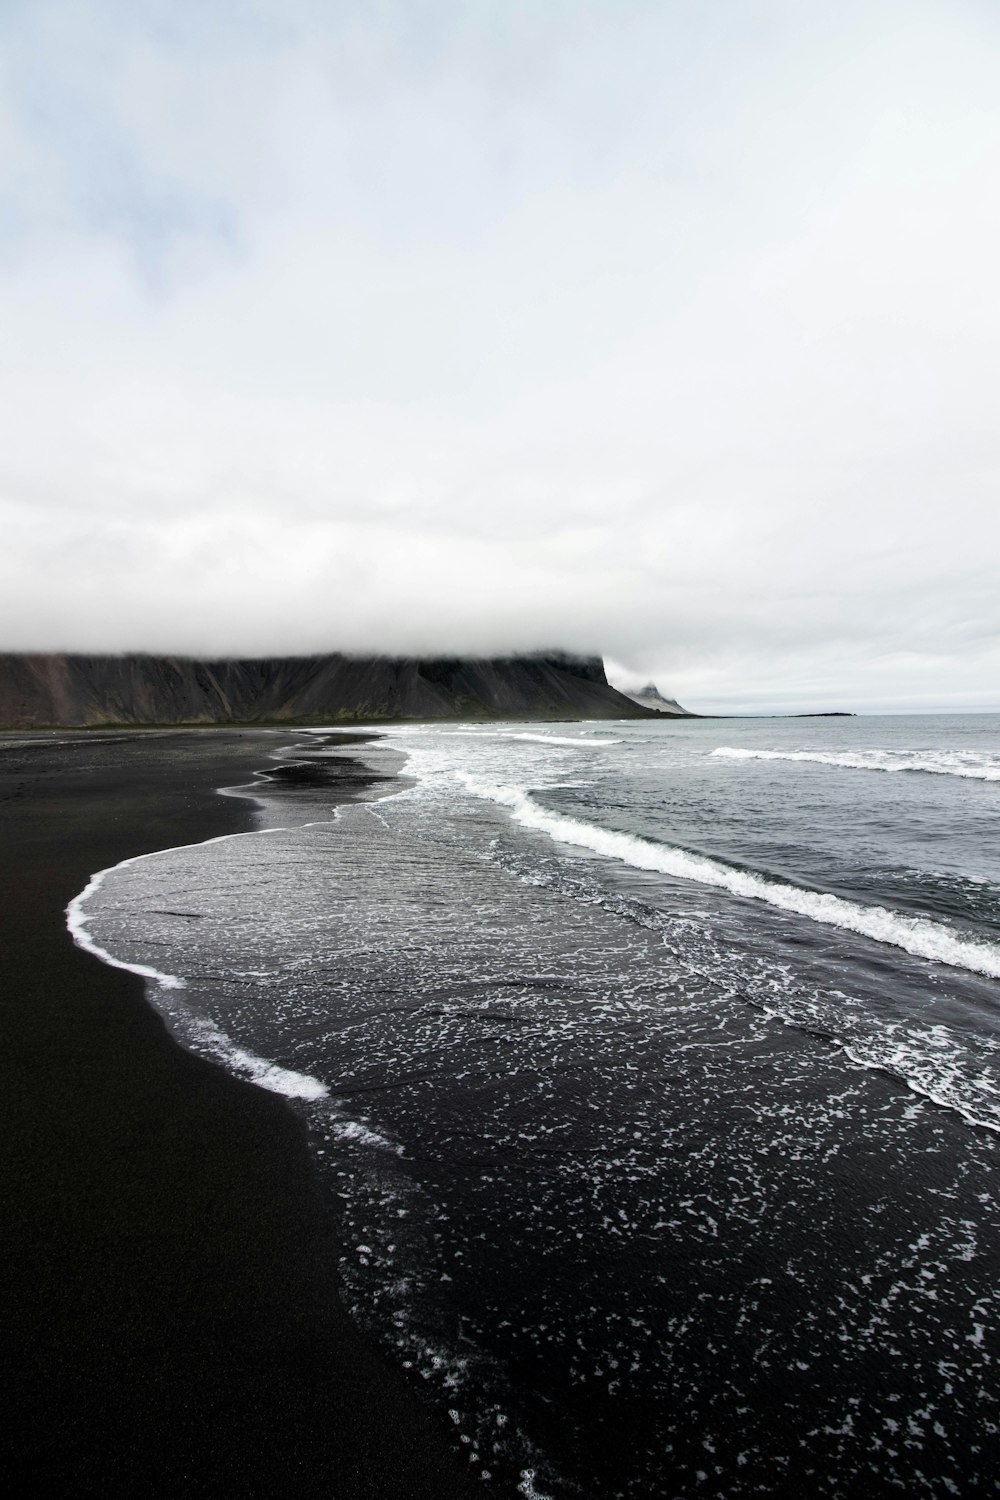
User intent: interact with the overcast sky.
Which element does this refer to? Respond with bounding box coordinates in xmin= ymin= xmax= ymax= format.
xmin=1 ymin=0 xmax=998 ymax=713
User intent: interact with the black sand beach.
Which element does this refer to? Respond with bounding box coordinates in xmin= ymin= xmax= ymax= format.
xmin=0 ymin=729 xmax=479 ymax=1497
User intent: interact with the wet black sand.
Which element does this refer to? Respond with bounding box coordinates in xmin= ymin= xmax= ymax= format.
xmin=0 ymin=729 xmax=480 ymax=1498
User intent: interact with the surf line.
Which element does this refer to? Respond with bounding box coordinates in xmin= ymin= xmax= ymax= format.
xmin=66 ymin=825 xmax=331 ymax=1102
xmin=460 ymin=776 xmax=1000 ymax=982
xmin=712 ymin=746 xmax=1000 ymax=781
xmin=66 ymin=727 xmax=413 ymax=1101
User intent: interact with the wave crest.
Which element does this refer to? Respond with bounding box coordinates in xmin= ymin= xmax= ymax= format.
xmin=459 ymin=775 xmax=1000 ymax=980
xmin=711 ymin=746 xmax=1000 ymax=781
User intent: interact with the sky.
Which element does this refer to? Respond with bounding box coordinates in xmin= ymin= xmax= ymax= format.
xmin=1 ymin=0 xmax=998 ymax=714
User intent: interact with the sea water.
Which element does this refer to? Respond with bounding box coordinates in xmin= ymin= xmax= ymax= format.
xmin=71 ymin=714 xmax=1000 ymax=1496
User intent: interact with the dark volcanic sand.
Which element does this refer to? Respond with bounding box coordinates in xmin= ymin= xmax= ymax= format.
xmin=0 ymin=729 xmax=479 ymax=1498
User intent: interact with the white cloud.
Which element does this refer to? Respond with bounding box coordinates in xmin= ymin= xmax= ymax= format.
xmin=1 ymin=0 xmax=998 ymax=711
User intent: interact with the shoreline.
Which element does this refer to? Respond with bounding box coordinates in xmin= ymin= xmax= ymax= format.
xmin=0 ymin=728 xmax=480 ymax=1496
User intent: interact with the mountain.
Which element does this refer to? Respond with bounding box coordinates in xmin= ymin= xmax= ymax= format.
xmin=619 ymin=682 xmax=692 ymax=716
xmin=0 ymin=651 xmax=655 ymax=728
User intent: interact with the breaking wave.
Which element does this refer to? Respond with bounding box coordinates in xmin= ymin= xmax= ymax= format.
xmin=459 ymin=776 xmax=1000 ymax=980
xmin=508 ymin=733 xmax=621 ymax=747
xmin=712 ymin=746 xmax=1000 ymax=781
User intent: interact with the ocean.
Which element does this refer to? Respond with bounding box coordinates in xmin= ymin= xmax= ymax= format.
xmin=71 ymin=713 xmax=1000 ymax=1497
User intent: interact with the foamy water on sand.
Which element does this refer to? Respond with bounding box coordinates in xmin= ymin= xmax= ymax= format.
xmin=70 ymin=714 xmax=1000 ymax=1497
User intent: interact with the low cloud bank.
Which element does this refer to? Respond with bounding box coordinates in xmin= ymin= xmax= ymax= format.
xmin=1 ymin=2 xmax=998 ymax=714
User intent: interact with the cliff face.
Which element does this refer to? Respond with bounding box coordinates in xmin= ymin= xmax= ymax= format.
xmin=0 ymin=651 xmax=653 ymax=728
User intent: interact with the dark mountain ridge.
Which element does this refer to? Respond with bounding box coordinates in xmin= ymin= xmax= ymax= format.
xmin=0 ymin=651 xmax=654 ymax=727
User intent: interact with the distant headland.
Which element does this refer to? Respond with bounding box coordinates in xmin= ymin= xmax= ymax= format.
xmin=618 ymin=681 xmax=692 ymax=716
xmin=0 ymin=651 xmax=670 ymax=728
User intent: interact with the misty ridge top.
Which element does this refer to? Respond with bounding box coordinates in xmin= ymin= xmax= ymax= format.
xmin=620 ymin=682 xmax=690 ymax=716
xmin=0 ymin=650 xmax=662 ymax=728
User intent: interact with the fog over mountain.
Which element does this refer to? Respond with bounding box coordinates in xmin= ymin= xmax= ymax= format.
xmin=1 ymin=1 xmax=998 ymax=713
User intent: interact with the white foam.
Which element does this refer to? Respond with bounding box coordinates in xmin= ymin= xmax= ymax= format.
xmin=518 ymin=1470 xmax=555 ymax=1500
xmin=330 ymin=1117 xmax=401 ymax=1151
xmin=508 ymin=733 xmax=621 ymax=747
xmin=459 ymin=776 xmax=1000 ymax=980
xmin=712 ymin=746 xmax=1000 ymax=782
xmin=67 ymin=862 xmax=187 ymax=990
xmin=183 ymin=1012 xmax=330 ymax=1100
xmin=839 ymin=1037 xmax=1000 ymax=1135
xmin=66 ymin=834 xmax=330 ymax=1102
